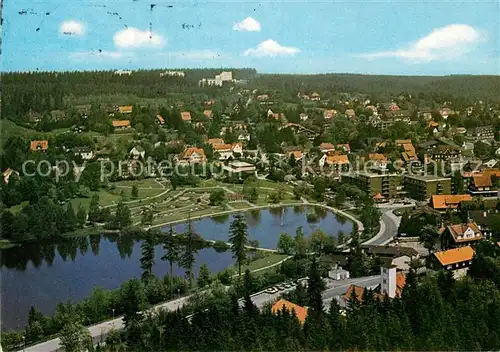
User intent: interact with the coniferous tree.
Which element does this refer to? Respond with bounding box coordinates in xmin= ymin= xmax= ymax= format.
xmin=76 ymin=204 xmax=87 ymax=228
xmin=87 ymin=193 xmax=100 ymax=224
xmin=64 ymin=202 xmax=77 ymax=232
xmin=228 ymin=214 xmax=248 ymax=277
xmin=140 ymin=231 xmax=156 ymax=281
xmin=180 ymin=217 xmax=197 ymax=287
xmin=307 ymin=256 xmax=325 ymax=314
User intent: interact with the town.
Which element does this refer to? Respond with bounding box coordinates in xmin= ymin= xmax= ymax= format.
xmin=1 ymin=67 xmax=499 ymax=351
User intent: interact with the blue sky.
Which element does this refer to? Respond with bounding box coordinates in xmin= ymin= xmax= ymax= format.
xmin=2 ymin=0 xmax=499 ymax=75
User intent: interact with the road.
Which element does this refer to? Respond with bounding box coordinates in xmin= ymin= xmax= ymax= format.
xmin=363 ymin=202 xmax=415 ymax=246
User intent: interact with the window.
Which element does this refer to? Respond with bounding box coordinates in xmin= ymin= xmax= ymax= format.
xmin=383 ymin=279 xmax=387 ymax=284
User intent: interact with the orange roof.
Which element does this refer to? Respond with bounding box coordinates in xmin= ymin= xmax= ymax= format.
xmin=343 ymin=285 xmax=383 ymax=302
xmin=207 ymin=138 xmax=225 ymax=145
xmin=271 ymin=299 xmax=308 ymax=324
xmin=434 ymin=246 xmax=474 ymax=266
xmin=118 ymin=105 xmax=133 ymax=114
xmin=30 ymin=140 xmax=49 ymax=151
xmin=203 ymin=110 xmax=213 ymax=119
xmin=395 ymin=272 xmax=406 ymax=297
xmin=368 ymin=153 xmax=387 ymax=161
xmin=156 ymin=115 xmax=165 ymax=124
xmin=182 ymin=147 xmax=206 ymax=160
xmin=112 ymin=120 xmax=131 ymax=128
xmin=311 ymin=92 xmax=320 ymax=97
xmin=429 ymin=121 xmax=439 ymax=128
xmin=395 ymin=139 xmax=412 ymax=145
xmin=320 ymin=142 xmax=335 ymax=150
xmin=288 ymin=150 xmax=303 ymax=160
xmin=373 ymin=193 xmax=385 ymax=200
xmin=431 ymin=194 xmax=472 ymax=210
xmin=324 ymin=109 xmax=336 ymax=118
xmin=326 ymin=155 xmax=349 ymax=165
xmin=473 ymin=174 xmax=492 ymax=188
xmin=181 ymin=111 xmax=192 ymax=121
xmin=214 ymin=143 xmax=232 ymax=151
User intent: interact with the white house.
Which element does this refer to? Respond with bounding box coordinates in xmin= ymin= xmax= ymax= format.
xmin=130 ymin=146 xmax=146 ymax=159
xmin=300 ymin=113 xmax=309 ymax=121
xmin=74 ymin=147 xmax=95 ymax=160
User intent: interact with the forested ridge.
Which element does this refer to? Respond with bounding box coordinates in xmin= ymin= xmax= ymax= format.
xmin=2 ymin=70 xmax=499 ymax=120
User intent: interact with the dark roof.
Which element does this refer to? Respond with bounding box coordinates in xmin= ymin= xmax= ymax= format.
xmin=470 ymin=210 xmax=500 ymax=227
xmin=419 ymin=139 xmax=439 ymax=149
xmin=361 ymin=245 xmax=419 ymax=258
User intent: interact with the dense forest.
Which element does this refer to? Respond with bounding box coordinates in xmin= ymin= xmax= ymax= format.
xmin=2 ymin=70 xmax=499 ymax=121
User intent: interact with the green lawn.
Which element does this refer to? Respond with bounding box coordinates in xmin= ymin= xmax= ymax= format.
xmin=70 ymin=190 xmax=123 ymax=209
xmin=112 ymin=178 xmax=163 ymax=189
xmin=230 ymin=253 xmax=289 ymax=275
xmin=228 ymin=202 xmax=252 ymax=210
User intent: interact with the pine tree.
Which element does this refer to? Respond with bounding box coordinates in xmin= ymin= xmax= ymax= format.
xmin=229 ymin=214 xmax=248 ymax=277
xmin=197 ymin=264 xmax=212 ymax=288
xmin=65 ymin=202 xmax=77 ymax=232
xmin=76 ymin=204 xmax=87 ymax=228
xmin=307 ymin=256 xmax=325 ymax=314
xmin=87 ymin=193 xmax=100 ymax=224
xmin=131 ymin=185 xmax=139 ymax=199
xmin=294 ymin=226 xmax=308 ymax=258
xmin=180 ymin=217 xmax=197 ymax=287
xmin=140 ymin=231 xmax=156 ymax=281
xmin=115 ymin=199 xmax=132 ymax=229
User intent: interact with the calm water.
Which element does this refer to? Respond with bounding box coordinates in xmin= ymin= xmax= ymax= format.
xmin=1 ymin=206 xmax=351 ymax=330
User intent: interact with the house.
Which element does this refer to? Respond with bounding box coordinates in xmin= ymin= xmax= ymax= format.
xmin=433 ymin=246 xmax=474 ymax=279
xmin=114 ymin=70 xmax=132 ymax=76
xmin=430 ymin=194 xmax=473 ymax=211
xmin=30 ymin=140 xmax=49 ymax=152
xmin=222 ymin=161 xmax=256 ymax=175
xmin=181 ymin=111 xmax=192 ymax=122
xmin=214 ymin=143 xmax=243 ymax=160
xmin=324 ymin=109 xmax=336 ymax=119
xmin=26 ymin=109 xmax=42 ymax=123
xmin=238 ymin=132 xmax=250 ymax=142
xmin=207 ymin=138 xmax=225 ymax=146
xmin=342 ymin=172 xmax=403 ymax=199
xmin=367 ymin=153 xmax=388 ymax=170
xmin=75 ymin=104 xmax=91 ymax=118
xmin=256 ymin=94 xmax=269 ymax=101
xmin=118 ymin=105 xmax=133 ymax=114
xmin=203 ymin=110 xmax=213 ymax=119
xmin=319 ymin=154 xmax=350 ymax=171
xmin=419 ymin=139 xmax=461 ymax=161
xmin=179 ymin=147 xmax=206 ymax=164
xmin=3 ymin=168 xmax=19 ymax=184
xmin=440 ymin=223 xmax=483 ymax=249
xmin=112 ymin=120 xmax=131 ymax=129
xmin=129 ymin=146 xmax=146 ymax=159
xmin=470 ymin=210 xmax=500 ymax=239
xmin=379 ymin=102 xmax=400 ymax=112
xmin=73 ymin=146 xmax=95 ymax=160
xmin=468 ymin=169 xmax=500 ymax=196
xmin=311 ymin=92 xmax=321 ymax=101
xmin=271 ymin=299 xmax=308 ymax=324
xmin=345 ymin=109 xmax=355 ymax=119
xmin=467 ymin=126 xmax=495 ymax=142
xmin=344 ymin=265 xmax=406 ymax=302
xmin=156 ymin=115 xmax=165 ymax=125
xmin=319 ymin=143 xmax=335 ymax=154
xmin=384 ymin=110 xmax=411 ymax=123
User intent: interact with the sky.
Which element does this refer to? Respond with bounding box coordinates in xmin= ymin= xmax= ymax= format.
xmin=2 ymin=0 xmax=499 ymax=75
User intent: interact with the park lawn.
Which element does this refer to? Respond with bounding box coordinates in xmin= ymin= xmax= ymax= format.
xmin=228 ymin=202 xmax=252 ymax=210
xmin=233 ymin=253 xmax=290 ymax=274
xmin=199 ymin=179 xmax=218 ymax=187
xmin=112 ymin=178 xmax=163 ymax=189
xmin=70 ymin=190 xmax=122 ymax=209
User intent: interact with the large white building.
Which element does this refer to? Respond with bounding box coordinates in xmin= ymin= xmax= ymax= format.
xmin=160 ymin=70 xmax=185 ymax=77
xmin=199 ymin=71 xmax=234 ymax=87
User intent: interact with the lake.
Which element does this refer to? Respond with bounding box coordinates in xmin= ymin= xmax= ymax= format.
xmin=1 ymin=206 xmax=352 ymax=330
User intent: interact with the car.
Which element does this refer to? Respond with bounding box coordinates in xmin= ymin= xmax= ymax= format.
xmin=276 ymin=284 xmax=285 ymax=291
xmin=284 ymin=283 xmax=292 ymax=289
xmin=265 ymin=287 xmax=278 ymax=294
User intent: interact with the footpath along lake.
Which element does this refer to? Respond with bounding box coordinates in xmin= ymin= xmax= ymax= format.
xmin=1 ymin=206 xmax=352 ymax=329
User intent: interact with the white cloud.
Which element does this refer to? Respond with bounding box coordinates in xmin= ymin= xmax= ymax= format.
xmin=113 ymin=28 xmax=165 ymax=49
xmin=243 ymin=39 xmax=300 ymax=57
xmin=359 ymin=24 xmax=482 ymax=62
xmin=173 ymin=50 xmax=223 ymax=60
xmin=70 ymin=51 xmax=135 ymax=60
xmin=233 ymin=17 xmax=261 ymax=32
xmin=59 ymin=20 xmax=85 ymax=36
